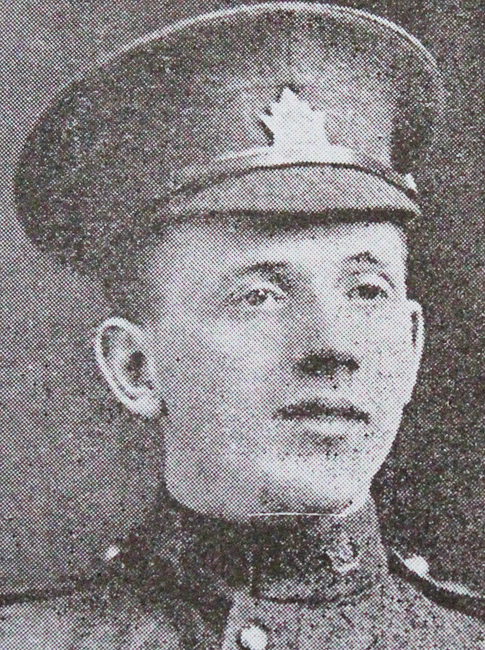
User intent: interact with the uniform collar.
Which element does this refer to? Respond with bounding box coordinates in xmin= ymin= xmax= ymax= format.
xmin=147 ymin=488 xmax=390 ymax=606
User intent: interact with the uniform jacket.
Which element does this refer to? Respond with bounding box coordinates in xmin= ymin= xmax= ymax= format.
xmin=0 ymin=494 xmax=483 ymax=649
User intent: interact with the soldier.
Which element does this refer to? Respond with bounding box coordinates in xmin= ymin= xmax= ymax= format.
xmin=2 ymin=2 xmax=484 ymax=648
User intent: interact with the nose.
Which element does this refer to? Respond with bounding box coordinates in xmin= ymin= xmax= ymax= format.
xmin=295 ymin=350 xmax=359 ymax=379
xmin=289 ymin=290 xmax=361 ymax=381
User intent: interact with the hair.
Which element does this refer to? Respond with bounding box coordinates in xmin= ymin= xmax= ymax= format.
xmin=97 ymin=234 xmax=161 ymax=325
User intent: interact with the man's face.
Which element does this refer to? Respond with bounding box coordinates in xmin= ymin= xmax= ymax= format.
xmin=114 ymin=218 xmax=423 ymax=520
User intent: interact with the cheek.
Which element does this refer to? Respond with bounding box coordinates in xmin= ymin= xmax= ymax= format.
xmin=150 ymin=317 xmax=285 ymax=419
xmin=353 ymin=308 xmax=416 ymax=406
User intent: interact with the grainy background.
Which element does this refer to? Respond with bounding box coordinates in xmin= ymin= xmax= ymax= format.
xmin=0 ymin=0 xmax=483 ymax=595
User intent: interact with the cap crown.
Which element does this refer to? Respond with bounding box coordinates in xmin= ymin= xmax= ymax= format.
xmin=15 ymin=2 xmax=441 ymax=274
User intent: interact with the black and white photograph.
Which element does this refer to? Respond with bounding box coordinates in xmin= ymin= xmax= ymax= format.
xmin=0 ymin=1 xmax=483 ymax=647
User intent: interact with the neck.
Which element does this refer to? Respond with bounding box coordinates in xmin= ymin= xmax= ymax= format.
xmin=249 ymin=489 xmax=372 ymax=521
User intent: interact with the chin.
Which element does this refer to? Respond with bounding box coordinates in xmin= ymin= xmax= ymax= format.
xmin=256 ymin=460 xmax=374 ymax=516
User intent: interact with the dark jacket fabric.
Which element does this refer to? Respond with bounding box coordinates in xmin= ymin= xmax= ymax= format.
xmin=0 ymin=496 xmax=483 ymax=649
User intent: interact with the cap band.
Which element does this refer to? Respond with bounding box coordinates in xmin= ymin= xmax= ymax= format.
xmin=170 ymin=149 xmax=418 ymax=204
xmin=169 ymin=88 xmax=418 ymax=204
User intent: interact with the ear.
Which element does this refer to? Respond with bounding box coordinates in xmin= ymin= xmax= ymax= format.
xmin=404 ymin=299 xmax=425 ymax=403
xmin=94 ymin=316 xmax=161 ymax=417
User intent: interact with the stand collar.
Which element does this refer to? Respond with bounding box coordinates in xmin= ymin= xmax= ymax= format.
xmin=149 ymin=490 xmax=390 ymax=606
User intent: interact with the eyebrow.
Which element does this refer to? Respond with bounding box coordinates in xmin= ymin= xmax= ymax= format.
xmin=343 ymin=251 xmax=397 ymax=288
xmin=234 ymin=261 xmax=289 ymax=278
xmin=236 ymin=253 xmax=386 ymax=276
xmin=344 ymin=251 xmax=383 ymax=266
xmin=233 ymin=252 xmax=397 ymax=289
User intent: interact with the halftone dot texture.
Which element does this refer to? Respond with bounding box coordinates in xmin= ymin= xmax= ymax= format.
xmin=15 ymin=1 xmax=439 ymax=275
xmin=0 ymin=1 xmax=484 ymax=648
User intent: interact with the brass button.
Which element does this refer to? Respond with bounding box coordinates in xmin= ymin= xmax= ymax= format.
xmin=103 ymin=545 xmax=120 ymax=561
xmin=403 ymin=554 xmax=429 ymax=577
xmin=238 ymin=623 xmax=268 ymax=650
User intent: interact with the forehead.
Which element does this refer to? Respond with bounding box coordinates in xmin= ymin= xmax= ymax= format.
xmin=151 ymin=217 xmax=408 ymax=278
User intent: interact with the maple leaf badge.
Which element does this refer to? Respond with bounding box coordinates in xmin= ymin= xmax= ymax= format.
xmin=210 ymin=87 xmax=416 ymax=195
xmin=259 ymin=87 xmax=354 ymax=163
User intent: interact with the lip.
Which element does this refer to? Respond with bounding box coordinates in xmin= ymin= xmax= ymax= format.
xmin=274 ymin=398 xmax=370 ymax=425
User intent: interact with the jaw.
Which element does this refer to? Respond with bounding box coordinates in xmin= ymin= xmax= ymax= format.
xmin=164 ymin=435 xmax=394 ymax=522
xmin=161 ymin=398 xmax=404 ymax=520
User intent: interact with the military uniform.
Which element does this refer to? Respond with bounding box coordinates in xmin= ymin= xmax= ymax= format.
xmin=6 ymin=2 xmax=484 ymax=648
xmin=0 ymin=492 xmax=484 ymax=648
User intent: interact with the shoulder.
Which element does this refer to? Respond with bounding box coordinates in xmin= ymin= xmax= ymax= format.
xmin=389 ymin=571 xmax=485 ymax=649
xmin=0 ymin=584 xmax=182 ymax=649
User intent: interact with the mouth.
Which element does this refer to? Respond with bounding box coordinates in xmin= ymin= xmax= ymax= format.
xmin=274 ymin=398 xmax=370 ymax=425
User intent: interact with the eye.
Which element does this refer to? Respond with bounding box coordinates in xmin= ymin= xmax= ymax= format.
xmin=245 ymin=288 xmax=273 ymax=306
xmin=232 ymin=282 xmax=287 ymax=310
xmin=348 ymin=283 xmax=389 ymax=301
xmin=346 ymin=274 xmax=393 ymax=302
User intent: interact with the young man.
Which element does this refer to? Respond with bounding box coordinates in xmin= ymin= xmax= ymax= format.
xmin=4 ymin=3 xmax=484 ymax=648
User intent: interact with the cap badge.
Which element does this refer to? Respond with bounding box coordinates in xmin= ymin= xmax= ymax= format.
xmin=174 ymin=88 xmax=417 ymax=199
xmin=218 ymin=87 xmax=356 ymax=167
xmin=260 ymin=87 xmax=354 ymax=163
